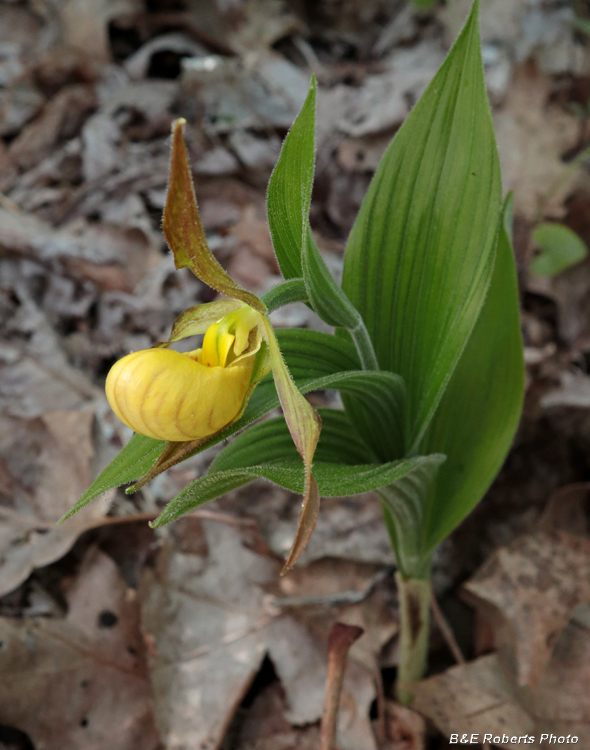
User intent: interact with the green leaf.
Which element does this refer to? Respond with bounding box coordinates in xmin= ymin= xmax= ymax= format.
xmin=267 ymin=77 xmax=316 ymax=280
xmin=275 ymin=329 xmax=360 ymax=376
xmin=272 ymin=331 xmax=405 ymax=460
xmin=163 ymin=119 xmax=266 ymax=313
xmin=530 ymin=222 xmax=588 ymax=277
xmin=152 ymin=409 xmax=443 ymax=528
xmin=267 ymin=76 xmax=378 ymax=367
xmin=211 ymin=409 xmax=376 ymax=470
xmin=419 ymin=193 xmax=524 ymax=551
xmin=342 ymin=0 xmax=501 ymax=451
xmin=378 ymin=454 xmax=447 ymax=579
xmin=58 ymin=433 xmax=165 ymax=523
xmin=261 ymin=278 xmax=308 ymax=312
xmin=302 ymin=229 xmax=357 ymax=329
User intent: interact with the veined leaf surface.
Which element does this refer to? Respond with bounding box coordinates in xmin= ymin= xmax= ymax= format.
xmin=153 ymin=408 xmax=443 ymax=528
xmin=341 ymin=0 xmax=501 ymax=451
xmin=378 ymin=455 xmax=446 ymax=579
xmin=211 ymin=409 xmax=376 ymax=469
xmin=419 ymin=194 xmax=524 ymax=551
xmin=267 ymin=77 xmax=316 ymax=279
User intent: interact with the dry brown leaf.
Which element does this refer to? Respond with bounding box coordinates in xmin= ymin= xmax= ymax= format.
xmin=217 ymin=487 xmax=396 ymax=567
xmin=339 ymin=41 xmax=445 ymax=137
xmin=0 ymin=411 xmax=112 ymax=597
xmin=276 ymin=557 xmax=397 ymax=674
xmin=462 ymin=484 xmax=590 ymax=690
xmin=140 ymin=523 xmax=273 ymax=750
xmin=229 ymin=204 xmax=277 ymax=263
xmin=413 ymin=653 xmax=536 ymax=746
xmin=228 ymin=681 xmax=321 ymax=750
xmin=413 ymin=612 xmax=590 ymax=748
xmin=0 ymin=205 xmax=159 ymax=279
xmin=182 ymin=52 xmax=309 ymax=134
xmin=8 ymin=84 xmax=97 ymax=172
xmin=0 ymin=546 xmax=160 ymax=750
xmin=383 ymin=701 xmax=426 ymax=750
xmin=140 ymin=520 xmax=378 ymax=750
xmin=228 ymin=0 xmax=303 ymax=53
xmin=493 ymin=64 xmax=579 ymax=219
xmin=227 ymin=246 xmax=273 ymax=291
xmin=338 ymin=135 xmax=391 ymax=173
xmin=58 ymin=0 xmax=142 ymax=63
xmin=532 ymin=606 xmax=590 ymax=739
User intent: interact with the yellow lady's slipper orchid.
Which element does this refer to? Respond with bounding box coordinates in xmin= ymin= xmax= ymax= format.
xmin=105 ymin=307 xmax=260 ymax=442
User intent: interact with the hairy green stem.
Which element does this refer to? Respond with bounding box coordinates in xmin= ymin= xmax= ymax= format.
xmin=262 ymin=278 xmax=379 ymax=371
xmin=396 ymin=572 xmax=431 ymax=705
xmin=261 ymin=278 xmax=308 ymax=312
xmin=349 ymin=319 xmax=379 ymax=371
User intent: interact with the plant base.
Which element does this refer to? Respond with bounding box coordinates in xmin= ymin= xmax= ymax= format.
xmin=395 ymin=572 xmax=431 ymax=705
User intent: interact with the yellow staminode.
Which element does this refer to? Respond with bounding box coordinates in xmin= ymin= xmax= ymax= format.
xmin=105 ymin=307 xmax=260 ymax=442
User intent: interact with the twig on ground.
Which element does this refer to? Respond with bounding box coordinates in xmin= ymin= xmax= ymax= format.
xmin=430 ymin=590 xmax=465 ymax=665
xmin=320 ymin=622 xmax=364 ymax=750
xmin=273 ymin=567 xmax=392 ymax=608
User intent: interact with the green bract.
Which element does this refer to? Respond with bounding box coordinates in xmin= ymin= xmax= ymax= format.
xmin=62 ymin=0 xmax=524 ymax=697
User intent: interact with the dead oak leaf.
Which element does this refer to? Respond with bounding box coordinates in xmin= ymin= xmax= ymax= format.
xmin=462 ymin=484 xmax=590 ymax=690
xmin=412 ymin=653 xmax=536 ymax=747
xmin=0 ymin=546 xmax=160 ymax=750
xmin=413 ymin=612 xmax=590 ymax=748
xmin=140 ymin=520 xmax=378 ymax=750
xmin=493 ymin=63 xmax=579 ymax=220
xmin=0 ymin=411 xmax=111 ymax=598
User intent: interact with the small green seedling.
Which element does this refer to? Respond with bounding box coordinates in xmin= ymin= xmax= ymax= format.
xmin=530 ymin=222 xmax=588 ymax=277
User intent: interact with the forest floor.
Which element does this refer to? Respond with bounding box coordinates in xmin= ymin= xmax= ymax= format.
xmin=1 ymin=1 xmax=590 ymax=748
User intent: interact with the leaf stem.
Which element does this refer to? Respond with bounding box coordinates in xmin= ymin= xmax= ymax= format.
xmin=261 ymin=278 xmax=308 ymax=312
xmin=349 ymin=318 xmax=379 ymax=371
xmin=396 ymin=571 xmax=431 ymax=705
xmin=261 ymin=277 xmax=379 ymax=372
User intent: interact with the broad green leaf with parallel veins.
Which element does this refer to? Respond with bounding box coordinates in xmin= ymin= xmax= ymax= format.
xmin=212 ymin=409 xmax=376 ymax=469
xmin=261 ymin=278 xmax=308 ymax=312
xmin=151 ymin=409 xmax=444 ymax=529
xmin=419 ymin=193 xmax=524 ymax=552
xmin=342 ymin=0 xmax=501 ymax=453
xmin=267 ymin=76 xmax=378 ymax=368
xmin=267 ymin=77 xmax=316 ymax=280
xmin=378 ymin=455 xmax=447 ymax=580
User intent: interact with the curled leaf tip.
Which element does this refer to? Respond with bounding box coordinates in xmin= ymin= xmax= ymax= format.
xmin=281 ymin=473 xmax=320 ymax=575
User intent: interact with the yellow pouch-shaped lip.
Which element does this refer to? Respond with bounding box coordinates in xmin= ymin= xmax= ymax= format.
xmin=106 ymin=348 xmax=255 ymax=442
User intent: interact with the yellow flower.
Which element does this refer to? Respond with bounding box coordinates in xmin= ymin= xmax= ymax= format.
xmin=105 ymin=307 xmax=260 ymax=442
